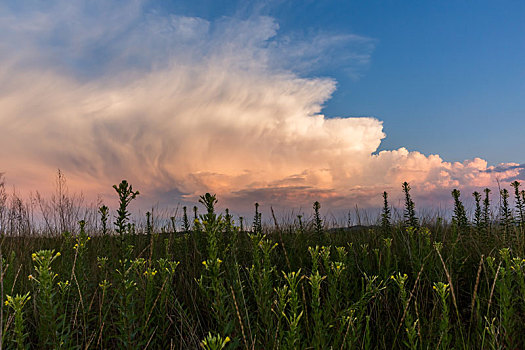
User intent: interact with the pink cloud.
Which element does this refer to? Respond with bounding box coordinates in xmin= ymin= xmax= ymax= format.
xmin=0 ymin=1 xmax=522 ymax=215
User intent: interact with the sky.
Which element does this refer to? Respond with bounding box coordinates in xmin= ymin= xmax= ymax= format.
xmin=0 ymin=0 xmax=524 ymax=215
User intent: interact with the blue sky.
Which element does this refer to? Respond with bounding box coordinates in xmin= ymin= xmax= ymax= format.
xmin=157 ymin=0 xmax=525 ymax=164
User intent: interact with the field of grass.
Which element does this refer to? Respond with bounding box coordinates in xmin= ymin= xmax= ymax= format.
xmin=1 ymin=178 xmax=525 ymax=349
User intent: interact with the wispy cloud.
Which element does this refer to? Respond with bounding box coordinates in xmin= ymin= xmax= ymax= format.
xmin=0 ymin=0 xmax=521 ymax=211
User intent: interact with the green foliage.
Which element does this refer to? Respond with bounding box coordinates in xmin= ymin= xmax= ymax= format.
xmin=282 ymin=269 xmax=303 ymax=349
xmin=3 ymin=182 xmax=525 ymax=349
xmin=193 ymin=205 xmax=200 ymax=231
xmin=500 ymin=189 xmax=513 ymax=236
xmin=381 ymin=191 xmax=391 ymax=233
xmin=201 ymin=332 xmax=231 ymax=350
xmin=252 ymin=202 xmax=262 ymax=234
xmin=5 ymin=292 xmax=31 ymax=350
xmin=238 ymin=216 xmax=244 ymax=232
xmin=170 ymin=215 xmax=176 ymax=233
xmin=483 ymin=188 xmax=492 ymax=234
xmin=30 ymin=250 xmax=61 ymax=347
xmin=199 ymin=193 xmax=218 ymax=224
xmin=392 ymin=272 xmax=418 ymax=350
xmin=308 ymin=270 xmax=326 ymax=348
xmin=98 ymin=205 xmax=109 ymax=235
xmin=511 ymin=181 xmax=525 ymax=227
xmin=433 ymin=282 xmax=451 ymax=349
xmin=452 ymin=189 xmax=469 ymax=233
xmin=113 ymin=180 xmax=139 ymax=236
xmin=313 ymin=201 xmax=323 ymax=236
xmin=402 ymin=182 xmax=419 ymax=228
xmin=473 ymin=191 xmax=483 ymax=232
xmin=183 ymin=206 xmax=190 ymax=233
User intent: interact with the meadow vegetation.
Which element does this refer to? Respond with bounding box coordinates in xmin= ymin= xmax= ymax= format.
xmin=1 ymin=173 xmax=525 ymax=349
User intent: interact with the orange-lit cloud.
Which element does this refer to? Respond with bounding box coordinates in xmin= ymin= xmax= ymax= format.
xmin=0 ymin=1 xmax=522 ymax=212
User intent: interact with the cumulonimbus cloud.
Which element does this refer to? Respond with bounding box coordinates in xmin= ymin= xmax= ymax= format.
xmin=0 ymin=0 xmax=521 ymax=212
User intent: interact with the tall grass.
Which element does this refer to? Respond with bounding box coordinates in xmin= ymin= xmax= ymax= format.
xmin=1 ymin=176 xmax=525 ymax=348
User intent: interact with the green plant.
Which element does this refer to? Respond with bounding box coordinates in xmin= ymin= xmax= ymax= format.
xmin=199 ymin=257 xmax=232 ymax=337
xmin=452 ymin=189 xmax=469 ymax=234
xmin=183 ymin=206 xmax=190 ymax=233
xmin=199 ymin=193 xmax=222 ymax=259
xmin=74 ymin=219 xmax=91 ymax=256
xmin=99 ymin=205 xmax=109 ymax=235
xmin=239 ymin=216 xmax=244 ymax=232
xmin=5 ymin=292 xmax=31 ymax=350
xmin=201 ymin=333 xmax=230 ymax=350
xmin=313 ymin=201 xmax=323 ymax=237
xmin=282 ymin=269 xmax=303 ymax=349
xmin=248 ymin=236 xmax=277 ymax=346
xmin=511 ymin=181 xmax=525 ymax=227
xmin=392 ymin=272 xmax=418 ymax=350
xmin=383 ymin=237 xmax=393 ymax=277
xmin=473 ymin=191 xmax=482 ymax=232
xmin=381 ymin=191 xmax=391 ymax=233
xmin=500 ymin=189 xmax=513 ymax=237
xmin=7 ymin=180 xmax=525 ymax=348
xmin=483 ymin=188 xmax=492 ymax=234
xmin=402 ymin=182 xmax=419 ymax=229
xmin=252 ymin=203 xmax=262 ymax=234
xmin=115 ymin=255 xmax=140 ymax=349
xmin=308 ymin=270 xmax=326 ymax=348
xmin=200 ymin=193 xmax=218 ymax=223
xmin=433 ymin=282 xmax=451 ymax=349
xmin=170 ymin=216 xmax=176 ymax=233
xmin=29 ymin=250 xmax=61 ymax=347
xmin=497 ymin=248 xmax=516 ymax=347
xmin=113 ymin=180 xmax=139 ymax=237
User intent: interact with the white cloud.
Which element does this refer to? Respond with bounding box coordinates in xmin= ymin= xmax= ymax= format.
xmin=0 ymin=0 xmax=520 ymax=211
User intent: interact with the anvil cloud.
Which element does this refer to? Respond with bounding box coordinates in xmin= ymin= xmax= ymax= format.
xmin=0 ymin=0 xmax=521 ymax=211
